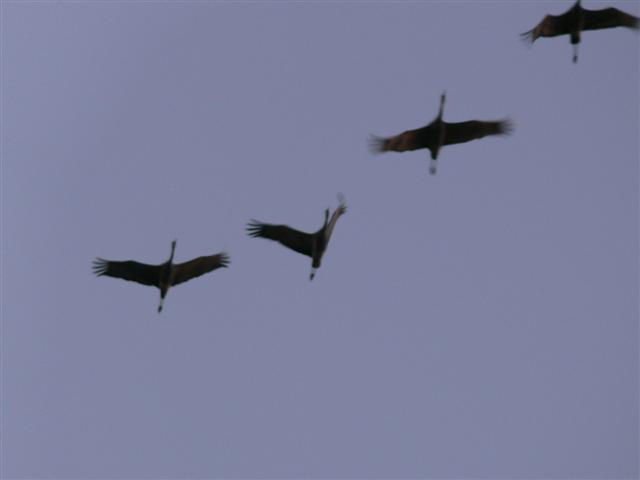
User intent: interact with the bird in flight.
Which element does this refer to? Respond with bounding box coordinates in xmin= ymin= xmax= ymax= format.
xmin=246 ymin=194 xmax=347 ymax=280
xmin=370 ymin=92 xmax=512 ymax=175
xmin=93 ymin=240 xmax=229 ymax=312
xmin=521 ymin=0 xmax=639 ymax=63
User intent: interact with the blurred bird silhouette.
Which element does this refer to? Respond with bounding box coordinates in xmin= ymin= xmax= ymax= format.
xmin=93 ymin=240 xmax=229 ymax=312
xmin=247 ymin=194 xmax=347 ymax=280
xmin=521 ymin=0 xmax=639 ymax=63
xmin=370 ymin=92 xmax=512 ymax=175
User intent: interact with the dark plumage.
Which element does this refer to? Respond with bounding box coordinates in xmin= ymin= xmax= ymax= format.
xmin=370 ymin=92 xmax=512 ymax=175
xmin=521 ymin=0 xmax=639 ymax=63
xmin=247 ymin=195 xmax=347 ymax=280
xmin=93 ymin=240 xmax=229 ymax=312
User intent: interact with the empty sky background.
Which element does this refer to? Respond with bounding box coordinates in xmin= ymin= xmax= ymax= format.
xmin=2 ymin=1 xmax=638 ymax=478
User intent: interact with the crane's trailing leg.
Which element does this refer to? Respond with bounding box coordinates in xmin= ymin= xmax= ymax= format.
xmin=310 ymin=250 xmax=322 ymax=281
xmin=310 ymin=235 xmax=319 ymax=281
xmin=156 ymin=239 xmax=177 ymax=313
xmin=570 ymin=29 xmax=580 ymax=63
xmin=429 ymin=158 xmax=438 ymax=175
xmin=158 ymin=291 xmax=166 ymax=313
xmin=310 ymin=246 xmax=322 ymax=280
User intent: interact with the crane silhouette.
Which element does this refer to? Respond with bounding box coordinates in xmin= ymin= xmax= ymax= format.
xmin=247 ymin=195 xmax=347 ymax=280
xmin=93 ymin=240 xmax=229 ymax=312
xmin=370 ymin=92 xmax=512 ymax=175
xmin=521 ymin=0 xmax=639 ymax=63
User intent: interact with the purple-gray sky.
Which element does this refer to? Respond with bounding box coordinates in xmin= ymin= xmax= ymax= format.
xmin=2 ymin=1 xmax=638 ymax=478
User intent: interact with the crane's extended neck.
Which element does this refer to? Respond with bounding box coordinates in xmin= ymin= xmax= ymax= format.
xmin=437 ymin=91 xmax=446 ymax=119
xmin=169 ymin=240 xmax=177 ymax=263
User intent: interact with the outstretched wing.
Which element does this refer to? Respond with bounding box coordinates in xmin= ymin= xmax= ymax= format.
xmin=171 ymin=252 xmax=230 ymax=286
xmin=246 ymin=221 xmax=312 ymax=257
xmin=324 ymin=196 xmax=347 ymax=245
xmin=583 ymin=7 xmax=639 ymax=31
xmin=370 ymin=123 xmax=437 ymax=153
xmin=520 ymin=12 xmax=573 ymax=43
xmin=92 ymin=258 xmax=160 ymax=287
xmin=443 ymin=119 xmax=512 ymax=146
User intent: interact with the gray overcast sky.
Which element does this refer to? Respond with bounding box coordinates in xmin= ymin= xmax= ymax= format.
xmin=2 ymin=1 xmax=638 ymax=478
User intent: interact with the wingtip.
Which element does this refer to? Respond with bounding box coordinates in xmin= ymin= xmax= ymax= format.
xmin=336 ymin=192 xmax=347 ymax=211
xmin=368 ymin=135 xmax=387 ymax=154
xmin=519 ymin=30 xmax=535 ymax=46
xmin=92 ymin=258 xmax=108 ymax=276
xmin=499 ymin=118 xmax=514 ymax=136
xmin=219 ymin=252 xmax=231 ymax=268
xmin=246 ymin=220 xmax=265 ymax=237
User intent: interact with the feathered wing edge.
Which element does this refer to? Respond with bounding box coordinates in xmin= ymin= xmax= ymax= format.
xmin=246 ymin=221 xmax=269 ymax=238
xmin=520 ymin=23 xmax=545 ymax=45
xmin=494 ymin=118 xmax=514 ymax=136
xmin=92 ymin=257 xmax=110 ymax=276
xmin=170 ymin=252 xmax=230 ymax=286
xmin=246 ymin=221 xmax=313 ymax=257
xmin=368 ymin=129 xmax=426 ymax=153
xmin=369 ymin=135 xmax=389 ymax=154
xmin=324 ymin=194 xmax=347 ymax=247
xmin=519 ymin=11 xmax=573 ymax=44
xmin=92 ymin=258 xmax=160 ymax=287
xmin=582 ymin=7 xmax=639 ymax=31
xmin=467 ymin=118 xmax=513 ymax=138
xmin=519 ymin=29 xmax=534 ymax=44
xmin=217 ymin=252 xmax=231 ymax=268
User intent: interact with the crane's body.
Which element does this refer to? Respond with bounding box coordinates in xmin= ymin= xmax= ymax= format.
xmin=156 ymin=240 xmax=177 ymax=312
